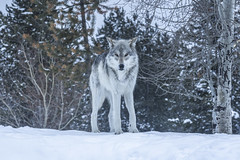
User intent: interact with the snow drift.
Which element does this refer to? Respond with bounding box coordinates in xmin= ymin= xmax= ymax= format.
xmin=0 ymin=126 xmax=239 ymax=160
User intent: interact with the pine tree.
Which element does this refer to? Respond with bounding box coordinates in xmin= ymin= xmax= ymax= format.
xmin=176 ymin=0 xmax=240 ymax=133
xmin=94 ymin=8 xmax=190 ymax=132
xmin=0 ymin=0 xmax=86 ymax=129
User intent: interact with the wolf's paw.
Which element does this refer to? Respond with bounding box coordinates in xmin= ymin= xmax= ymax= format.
xmin=114 ymin=129 xmax=123 ymax=135
xmin=129 ymin=128 xmax=139 ymax=133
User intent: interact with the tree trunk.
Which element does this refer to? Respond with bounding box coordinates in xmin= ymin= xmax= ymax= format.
xmin=80 ymin=0 xmax=90 ymax=53
xmin=212 ymin=0 xmax=235 ymax=134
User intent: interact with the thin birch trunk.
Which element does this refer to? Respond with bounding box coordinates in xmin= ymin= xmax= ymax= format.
xmin=213 ymin=0 xmax=235 ymax=134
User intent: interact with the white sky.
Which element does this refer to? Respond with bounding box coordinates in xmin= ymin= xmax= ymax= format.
xmin=0 ymin=0 xmax=12 ymax=15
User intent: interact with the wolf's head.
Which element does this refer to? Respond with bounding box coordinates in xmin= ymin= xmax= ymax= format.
xmin=106 ymin=37 xmax=138 ymax=71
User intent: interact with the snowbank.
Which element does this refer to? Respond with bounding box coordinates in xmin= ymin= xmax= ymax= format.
xmin=0 ymin=126 xmax=239 ymax=160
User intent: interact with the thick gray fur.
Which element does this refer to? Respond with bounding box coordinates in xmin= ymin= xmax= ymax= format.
xmin=90 ymin=37 xmax=139 ymax=134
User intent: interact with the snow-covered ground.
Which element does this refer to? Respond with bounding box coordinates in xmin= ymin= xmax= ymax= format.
xmin=0 ymin=126 xmax=240 ymax=160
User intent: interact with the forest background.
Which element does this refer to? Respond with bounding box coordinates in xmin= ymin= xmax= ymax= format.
xmin=0 ymin=0 xmax=240 ymax=134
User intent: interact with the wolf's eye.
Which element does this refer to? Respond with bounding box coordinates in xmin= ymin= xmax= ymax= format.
xmin=115 ymin=54 xmax=119 ymax=57
xmin=124 ymin=53 xmax=129 ymax=57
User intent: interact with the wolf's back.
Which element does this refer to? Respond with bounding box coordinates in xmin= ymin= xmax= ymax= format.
xmin=92 ymin=52 xmax=108 ymax=70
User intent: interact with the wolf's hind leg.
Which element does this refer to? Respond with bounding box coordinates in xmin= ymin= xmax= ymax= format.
xmin=91 ymin=88 xmax=105 ymax=133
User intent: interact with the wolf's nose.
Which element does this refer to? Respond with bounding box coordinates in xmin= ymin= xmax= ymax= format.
xmin=119 ymin=64 xmax=124 ymax=70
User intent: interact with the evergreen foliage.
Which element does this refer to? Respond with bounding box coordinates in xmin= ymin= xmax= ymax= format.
xmin=0 ymin=0 xmax=239 ymax=133
xmin=178 ymin=0 xmax=240 ymax=133
xmin=0 ymin=0 xmax=94 ymax=129
xmin=94 ymin=8 xmax=213 ymax=133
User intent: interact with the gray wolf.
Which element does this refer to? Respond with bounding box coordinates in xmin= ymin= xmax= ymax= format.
xmin=90 ymin=37 xmax=139 ymax=134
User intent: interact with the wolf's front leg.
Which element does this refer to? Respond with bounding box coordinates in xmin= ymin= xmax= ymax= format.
xmin=91 ymin=104 xmax=99 ymax=133
xmin=91 ymin=89 xmax=105 ymax=133
xmin=124 ymin=92 xmax=139 ymax=133
xmin=108 ymin=105 xmax=115 ymax=132
xmin=112 ymin=93 xmax=123 ymax=134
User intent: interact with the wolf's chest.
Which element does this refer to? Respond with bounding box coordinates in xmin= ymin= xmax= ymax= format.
xmin=117 ymin=71 xmax=128 ymax=81
xmin=99 ymin=69 xmax=129 ymax=91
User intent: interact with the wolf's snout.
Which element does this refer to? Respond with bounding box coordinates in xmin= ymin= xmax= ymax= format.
xmin=119 ymin=64 xmax=124 ymax=71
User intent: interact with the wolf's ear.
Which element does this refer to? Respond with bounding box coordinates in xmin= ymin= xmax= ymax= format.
xmin=129 ymin=37 xmax=138 ymax=48
xmin=106 ymin=37 xmax=116 ymax=49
